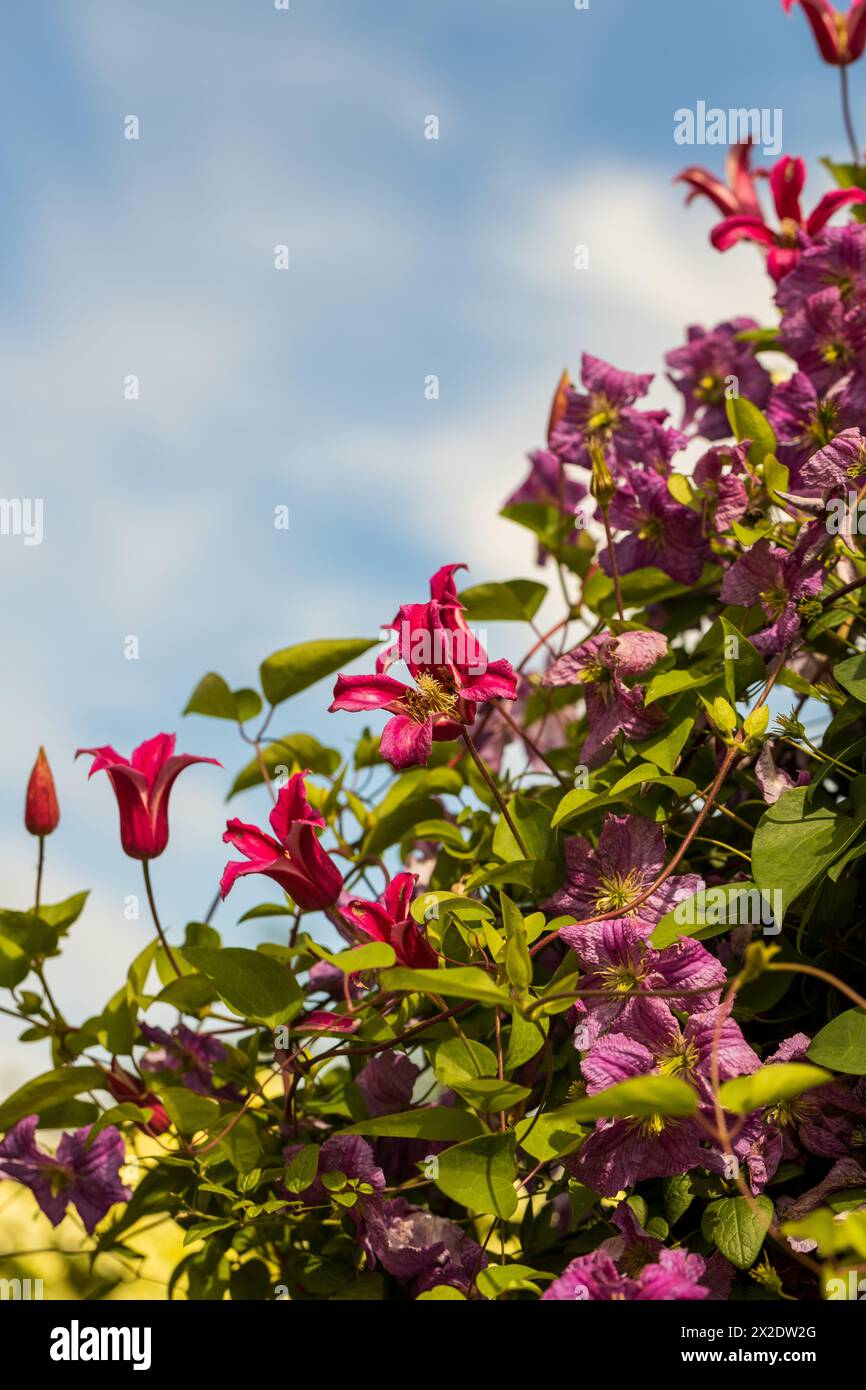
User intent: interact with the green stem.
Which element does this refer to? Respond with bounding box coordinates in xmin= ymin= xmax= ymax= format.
xmin=142 ymin=859 xmax=181 ymax=977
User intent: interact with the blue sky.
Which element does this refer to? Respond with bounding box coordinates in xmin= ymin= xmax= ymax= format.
xmin=0 ymin=0 xmax=857 ymax=1084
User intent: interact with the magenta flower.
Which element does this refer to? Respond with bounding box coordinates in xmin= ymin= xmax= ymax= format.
xmin=542 ymin=1246 xmax=711 ymax=1301
xmin=543 ymin=630 xmax=667 ymax=767
xmin=676 ymin=140 xmax=767 ymax=221
xmin=710 ymin=155 xmax=866 ymax=281
xmin=694 ymin=441 xmax=751 ymax=532
xmin=77 ymin=733 xmax=220 ymax=861
xmin=778 ymin=286 xmax=866 ymax=390
xmin=560 ymin=920 xmax=726 ymax=1045
xmin=781 ymin=0 xmax=866 ymax=65
xmin=548 ymin=353 xmax=686 ymax=475
xmin=544 ymin=813 xmax=703 ymax=937
xmin=343 ymin=871 xmax=438 ymax=970
xmin=330 ymin=566 xmax=517 ymax=769
xmin=665 ymin=320 xmax=770 ymax=439
xmin=220 ymin=771 xmax=343 ymax=909
xmin=720 ymin=529 xmax=826 ymax=654
xmin=0 ymin=1117 xmax=130 ymax=1234
xmin=601 ymin=469 xmax=708 ymax=585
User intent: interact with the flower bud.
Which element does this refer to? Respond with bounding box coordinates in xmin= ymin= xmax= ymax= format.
xmin=25 ymin=747 xmax=60 ymax=837
xmin=588 ymin=439 xmax=616 ymax=510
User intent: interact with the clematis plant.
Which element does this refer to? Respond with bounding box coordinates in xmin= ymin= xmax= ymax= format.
xmin=5 ymin=6 xmax=866 ymax=1314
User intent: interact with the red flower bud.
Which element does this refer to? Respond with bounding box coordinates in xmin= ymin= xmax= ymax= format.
xmin=25 ymin=746 xmax=60 ymax=837
xmin=105 ymin=1061 xmax=171 ymax=1136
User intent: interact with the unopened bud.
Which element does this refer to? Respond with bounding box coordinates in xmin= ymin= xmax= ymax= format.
xmin=588 ymin=440 xmax=616 ymax=509
xmin=25 ymin=747 xmax=59 ymax=836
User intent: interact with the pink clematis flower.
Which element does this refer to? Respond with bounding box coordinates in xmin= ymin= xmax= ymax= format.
xmin=77 ymin=733 xmax=220 ymax=860
xmin=221 ymin=771 xmax=343 ymax=909
xmin=709 ymin=155 xmax=866 ymax=281
xmin=343 ymin=871 xmax=438 ymax=970
xmin=782 ymin=0 xmax=866 ymax=65
xmin=329 ymin=565 xmax=517 ymax=769
xmin=676 ymin=140 xmax=767 ymax=220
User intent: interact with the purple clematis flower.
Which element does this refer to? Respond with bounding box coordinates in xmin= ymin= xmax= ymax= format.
xmin=559 ymin=919 xmax=727 ymax=1046
xmin=694 ymin=441 xmax=752 ymax=532
xmin=356 ymin=1052 xmax=419 ymax=1117
xmin=361 ymin=1196 xmax=488 ymax=1296
xmin=776 ymin=224 xmax=866 ymax=312
xmin=761 ymin=1033 xmax=864 ymax=1160
xmin=719 ymin=527 xmax=826 ymax=654
xmin=544 ymin=813 xmax=704 ymax=937
xmin=665 ymin=319 xmax=770 ymax=439
xmin=802 ymin=426 xmax=866 ymax=490
xmin=285 ymin=1134 xmax=386 ymax=1205
xmin=548 ymin=354 xmax=686 ymax=476
xmin=542 ymin=630 xmax=667 ymax=767
xmin=0 ymin=1116 xmax=130 ymax=1234
xmin=581 ymin=1006 xmax=760 ymax=1110
xmin=542 ymin=1245 xmax=711 ymax=1300
xmin=601 ymin=469 xmax=709 ymax=585
xmin=139 ymin=1022 xmax=235 ymax=1099
xmin=766 ymin=369 xmax=864 ymax=482
xmin=778 ymin=286 xmax=866 ymax=391
xmin=755 ymin=741 xmax=811 ymax=804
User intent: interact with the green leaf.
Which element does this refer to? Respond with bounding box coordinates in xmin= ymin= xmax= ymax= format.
xmin=567 ymin=1075 xmax=698 ymax=1120
xmin=160 ymin=1087 xmax=221 ymax=1134
xmin=500 ymin=892 xmax=533 ymax=992
xmin=752 ymin=787 xmax=866 ymax=917
xmin=493 ymin=796 xmax=551 ymax=862
xmin=228 ymin=733 xmax=341 ymax=797
xmin=476 ymin=1264 xmax=552 ymax=1299
xmin=260 ymin=638 xmax=379 ymax=706
xmin=0 ymin=1066 xmax=107 ymax=1130
xmin=807 ymin=1010 xmax=866 ymax=1075
xmin=702 ymin=1195 xmax=773 ymax=1270
xmin=35 ymin=891 xmax=90 ymax=931
xmin=639 ymin=701 xmax=695 ymax=774
xmin=451 ymin=1077 xmax=531 ymax=1111
xmin=835 ymin=652 xmax=866 ymax=704
xmin=720 ymin=617 xmax=766 ymax=703
xmin=433 ymin=1132 xmax=518 ymax=1218
xmin=645 ymin=668 xmax=716 ymax=706
xmin=314 ymin=942 xmax=396 ymax=973
xmin=726 ymin=395 xmax=777 ymax=469
xmin=86 ymin=1103 xmax=153 ymax=1143
xmin=182 ymin=946 xmax=303 ymax=1027
xmin=284 ymin=1144 xmax=320 ymax=1193
xmin=551 ymin=764 xmax=694 ymax=827
xmin=458 ymin=579 xmax=548 ymax=622
xmin=504 ymin=1011 xmax=547 ymax=1070
xmin=380 ymin=966 xmax=511 ymax=1005
xmin=514 ymin=1103 xmax=586 ymax=1161
xmin=718 ymin=1063 xmax=832 ymax=1114
xmin=339 ymin=1107 xmax=486 ymax=1141
xmin=184 ymin=672 xmax=262 ymax=723
xmin=416 ymin=1286 xmax=467 ymax=1300
xmin=433 ymin=1037 xmax=498 ymax=1085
